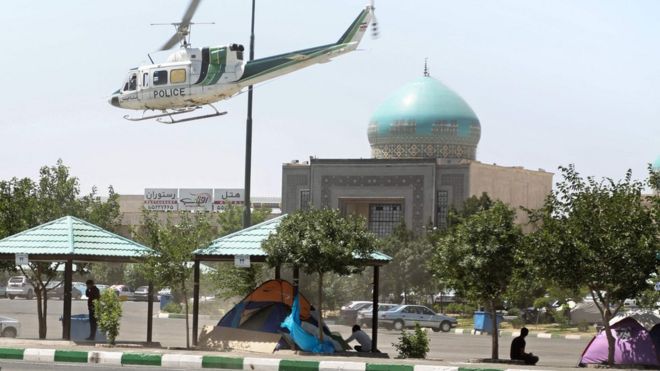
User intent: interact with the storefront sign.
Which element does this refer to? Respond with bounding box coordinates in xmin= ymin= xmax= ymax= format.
xmin=144 ymin=189 xmax=178 ymax=211
xmin=213 ymin=188 xmax=245 ymax=211
xmin=179 ymin=188 xmax=213 ymax=211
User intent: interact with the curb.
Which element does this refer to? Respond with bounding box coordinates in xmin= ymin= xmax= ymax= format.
xmin=157 ymin=313 xmax=211 ymax=319
xmin=0 ymin=347 xmax=540 ymax=370
xmin=452 ymin=329 xmax=583 ymax=340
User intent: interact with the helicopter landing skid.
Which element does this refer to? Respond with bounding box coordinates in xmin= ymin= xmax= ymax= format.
xmin=156 ymin=104 xmax=227 ymax=124
xmin=123 ymin=107 xmax=201 ymax=122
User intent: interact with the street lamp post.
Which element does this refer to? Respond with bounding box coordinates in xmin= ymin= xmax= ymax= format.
xmin=243 ymin=0 xmax=256 ymax=229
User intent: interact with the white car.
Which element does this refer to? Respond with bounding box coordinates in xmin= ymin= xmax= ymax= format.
xmin=379 ymin=304 xmax=457 ymax=332
xmin=6 ymin=276 xmax=34 ymax=300
xmin=0 ymin=316 xmax=20 ymax=337
xmin=356 ymin=303 xmax=398 ymax=327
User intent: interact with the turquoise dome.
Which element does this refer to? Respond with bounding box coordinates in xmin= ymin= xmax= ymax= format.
xmin=654 ymin=155 xmax=660 ymax=170
xmin=368 ymin=76 xmax=481 ymax=159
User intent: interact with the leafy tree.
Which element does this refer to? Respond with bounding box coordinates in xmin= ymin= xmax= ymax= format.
xmin=0 ymin=160 xmax=120 ymax=338
xmin=446 ymin=192 xmax=493 ymax=229
xmin=432 ymin=201 xmax=523 ymax=360
xmin=210 ymin=203 xmax=271 ymax=298
xmin=140 ymin=211 xmax=214 ymax=349
xmin=262 ymin=208 xmax=377 ymax=343
xmin=380 ymin=224 xmax=435 ymax=305
xmin=94 ymin=288 xmax=123 ymax=345
xmin=526 ymin=165 xmax=659 ymax=366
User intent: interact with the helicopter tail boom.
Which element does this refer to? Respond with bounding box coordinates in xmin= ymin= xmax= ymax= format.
xmin=236 ymin=6 xmax=374 ymax=88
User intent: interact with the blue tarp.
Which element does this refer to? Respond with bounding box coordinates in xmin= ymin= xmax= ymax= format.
xmin=281 ymin=294 xmax=335 ymax=353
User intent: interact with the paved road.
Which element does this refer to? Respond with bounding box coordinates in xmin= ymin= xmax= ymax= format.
xmin=0 ymin=298 xmax=590 ymax=369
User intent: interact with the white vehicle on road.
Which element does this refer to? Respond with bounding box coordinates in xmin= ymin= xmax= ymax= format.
xmin=6 ymin=276 xmax=34 ymax=300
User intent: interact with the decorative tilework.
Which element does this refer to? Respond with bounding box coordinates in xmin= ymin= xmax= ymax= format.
xmin=320 ymin=175 xmax=425 ymax=234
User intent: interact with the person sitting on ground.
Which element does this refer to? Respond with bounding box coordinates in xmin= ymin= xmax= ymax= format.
xmin=510 ymin=327 xmax=539 ymax=365
xmin=345 ymin=324 xmax=372 ymax=352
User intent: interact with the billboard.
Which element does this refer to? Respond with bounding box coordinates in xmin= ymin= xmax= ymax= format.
xmin=213 ymin=188 xmax=245 ymax=211
xmin=144 ymin=189 xmax=178 ymax=211
xmin=178 ymin=188 xmax=213 ymax=211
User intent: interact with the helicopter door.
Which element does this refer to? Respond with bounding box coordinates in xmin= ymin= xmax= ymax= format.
xmin=139 ymin=72 xmax=150 ymax=101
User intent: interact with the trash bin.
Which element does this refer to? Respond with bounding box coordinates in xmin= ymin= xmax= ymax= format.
xmin=473 ymin=311 xmax=503 ymax=334
xmin=160 ymin=294 xmax=173 ymax=311
xmin=60 ymin=314 xmax=107 ymax=341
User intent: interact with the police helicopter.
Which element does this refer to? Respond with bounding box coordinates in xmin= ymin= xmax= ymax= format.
xmin=109 ymin=0 xmax=377 ymax=124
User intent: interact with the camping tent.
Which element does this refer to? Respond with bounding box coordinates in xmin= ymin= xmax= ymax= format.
xmin=217 ymin=279 xmax=316 ymax=333
xmin=579 ymin=313 xmax=660 ymax=367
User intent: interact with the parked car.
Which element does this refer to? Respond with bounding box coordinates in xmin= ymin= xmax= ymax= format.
xmin=6 ymin=276 xmax=34 ymax=300
xmin=110 ymin=285 xmax=135 ymax=301
xmin=339 ymin=301 xmax=373 ymax=325
xmin=356 ymin=303 xmax=399 ymax=327
xmin=72 ymin=282 xmax=87 ymax=299
xmin=379 ymin=304 xmax=457 ymax=332
xmin=45 ymin=281 xmax=82 ymax=300
xmin=0 ymin=283 xmax=6 ymax=298
xmin=134 ymin=286 xmax=157 ymax=301
xmin=0 ymin=316 xmax=20 ymax=337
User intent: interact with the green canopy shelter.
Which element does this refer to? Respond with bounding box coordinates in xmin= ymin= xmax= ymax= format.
xmin=192 ymin=214 xmax=391 ymax=351
xmin=0 ymin=216 xmax=155 ymax=341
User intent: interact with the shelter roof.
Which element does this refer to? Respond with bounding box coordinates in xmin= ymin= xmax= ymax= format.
xmin=0 ymin=216 xmax=153 ymax=259
xmin=194 ymin=214 xmax=391 ymax=265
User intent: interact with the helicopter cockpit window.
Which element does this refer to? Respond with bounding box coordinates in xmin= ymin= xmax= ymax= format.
xmin=170 ymin=69 xmax=186 ymax=84
xmin=153 ymin=70 xmax=168 ymax=86
xmin=128 ymin=74 xmax=137 ymax=91
xmin=142 ymin=73 xmax=149 ymax=88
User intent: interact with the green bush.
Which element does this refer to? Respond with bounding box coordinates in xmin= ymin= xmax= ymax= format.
xmin=94 ymin=289 xmax=123 ymax=345
xmin=510 ymin=318 xmax=523 ymax=329
xmin=444 ymin=303 xmax=476 ymax=316
xmin=163 ymin=301 xmax=182 ymax=314
xmin=506 ymin=307 xmax=521 ymax=317
xmin=393 ymin=323 xmax=430 ymax=359
xmin=577 ymin=320 xmax=590 ymax=332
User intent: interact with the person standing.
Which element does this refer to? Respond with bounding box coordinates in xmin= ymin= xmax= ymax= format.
xmin=85 ymin=280 xmax=100 ymax=341
xmin=510 ymin=327 xmax=539 ymax=365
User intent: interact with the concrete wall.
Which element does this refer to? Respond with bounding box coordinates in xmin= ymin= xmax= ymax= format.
xmin=468 ymin=161 xmax=553 ymax=227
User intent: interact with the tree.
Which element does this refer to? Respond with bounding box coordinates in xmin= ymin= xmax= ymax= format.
xmin=432 ymin=201 xmax=523 ymax=360
xmin=0 ymin=160 xmax=120 ymax=338
xmin=527 ymin=165 xmax=659 ymax=366
xmin=262 ymin=208 xmax=377 ymax=343
xmin=210 ymin=203 xmax=271 ymax=298
xmin=380 ymin=223 xmax=434 ymax=305
xmin=140 ymin=211 xmax=214 ymax=349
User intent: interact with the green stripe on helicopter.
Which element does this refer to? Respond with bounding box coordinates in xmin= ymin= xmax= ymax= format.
xmin=337 ymin=8 xmax=368 ymax=44
xmin=201 ymin=47 xmax=227 ymax=85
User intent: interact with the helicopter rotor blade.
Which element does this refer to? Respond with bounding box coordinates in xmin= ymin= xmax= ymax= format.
xmin=158 ymin=0 xmax=202 ymax=50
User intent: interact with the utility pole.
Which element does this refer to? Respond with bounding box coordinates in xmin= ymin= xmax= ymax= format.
xmin=243 ymin=0 xmax=256 ymax=228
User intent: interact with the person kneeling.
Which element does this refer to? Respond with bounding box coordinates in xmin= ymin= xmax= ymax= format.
xmin=345 ymin=325 xmax=372 ymax=352
xmin=510 ymin=327 xmax=539 ymax=365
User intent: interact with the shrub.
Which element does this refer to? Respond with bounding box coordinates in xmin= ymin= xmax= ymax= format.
xmin=577 ymin=320 xmax=590 ymax=332
xmin=94 ymin=289 xmax=123 ymax=345
xmin=163 ymin=301 xmax=182 ymax=314
xmin=393 ymin=323 xmax=430 ymax=359
xmin=510 ymin=318 xmax=523 ymax=329
xmin=506 ymin=307 xmax=521 ymax=317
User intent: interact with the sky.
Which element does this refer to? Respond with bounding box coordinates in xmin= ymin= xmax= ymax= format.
xmin=0 ymin=0 xmax=658 ymax=197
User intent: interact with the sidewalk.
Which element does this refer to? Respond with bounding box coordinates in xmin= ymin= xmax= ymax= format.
xmin=0 ymin=338 xmax=561 ymax=370
xmin=452 ymin=329 xmax=587 ymax=340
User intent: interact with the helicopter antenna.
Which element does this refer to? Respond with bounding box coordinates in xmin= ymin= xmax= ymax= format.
xmin=148 ymin=53 xmax=154 ymax=64
xmin=152 ymin=0 xmax=213 ymax=50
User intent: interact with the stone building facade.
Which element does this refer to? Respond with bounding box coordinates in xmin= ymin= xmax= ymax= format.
xmin=282 ymin=72 xmax=553 ymax=236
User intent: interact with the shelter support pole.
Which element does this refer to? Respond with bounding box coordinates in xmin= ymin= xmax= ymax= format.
xmin=293 ymin=266 xmax=299 ymax=297
xmin=275 ymin=265 xmax=281 ymax=280
xmin=192 ymin=259 xmax=201 ymax=346
xmin=147 ymin=282 xmax=154 ymax=343
xmin=371 ymin=265 xmax=379 ymax=352
xmin=62 ymin=257 xmax=73 ymax=340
